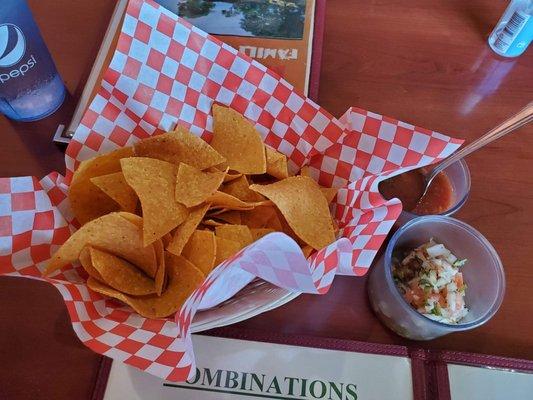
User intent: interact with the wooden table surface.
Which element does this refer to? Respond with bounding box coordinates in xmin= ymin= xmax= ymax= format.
xmin=1 ymin=0 xmax=532 ymax=399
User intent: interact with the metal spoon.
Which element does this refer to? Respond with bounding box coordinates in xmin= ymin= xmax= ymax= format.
xmin=418 ymin=101 xmax=533 ymax=202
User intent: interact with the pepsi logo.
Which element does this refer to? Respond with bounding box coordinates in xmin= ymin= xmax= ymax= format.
xmin=0 ymin=24 xmax=26 ymax=68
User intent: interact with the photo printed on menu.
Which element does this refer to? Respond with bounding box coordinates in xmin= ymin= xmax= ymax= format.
xmin=157 ymin=0 xmax=307 ymax=39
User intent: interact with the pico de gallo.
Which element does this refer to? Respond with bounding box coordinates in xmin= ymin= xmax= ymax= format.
xmin=392 ymin=239 xmax=468 ymax=324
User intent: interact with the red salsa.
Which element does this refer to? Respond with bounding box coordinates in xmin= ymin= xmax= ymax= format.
xmin=378 ymin=169 xmax=454 ymax=215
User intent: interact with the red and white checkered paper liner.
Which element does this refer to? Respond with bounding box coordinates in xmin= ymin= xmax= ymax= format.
xmin=0 ymin=0 xmax=463 ymax=382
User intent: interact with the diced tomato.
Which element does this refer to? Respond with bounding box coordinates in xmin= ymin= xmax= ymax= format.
xmin=454 ymin=273 xmax=464 ymax=288
xmin=404 ymin=291 xmax=414 ymax=304
xmin=404 ymin=287 xmax=425 ymax=308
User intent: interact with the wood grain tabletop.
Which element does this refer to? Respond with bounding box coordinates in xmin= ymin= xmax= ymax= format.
xmin=0 ymin=1 xmax=532 ymax=399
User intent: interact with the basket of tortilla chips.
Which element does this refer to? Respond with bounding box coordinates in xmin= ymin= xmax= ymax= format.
xmin=0 ymin=0 xmax=462 ymax=382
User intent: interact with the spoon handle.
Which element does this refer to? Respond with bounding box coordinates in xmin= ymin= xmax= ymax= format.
xmin=430 ymin=101 xmax=533 ymax=178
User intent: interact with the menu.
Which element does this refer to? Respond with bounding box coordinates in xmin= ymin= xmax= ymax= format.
xmin=158 ymin=0 xmax=319 ymax=96
xmin=55 ymin=0 xmax=325 ymax=143
xmin=96 ymin=331 xmax=533 ymax=400
xmin=448 ymin=364 xmax=533 ymax=400
xmin=101 ymin=335 xmax=413 ymax=400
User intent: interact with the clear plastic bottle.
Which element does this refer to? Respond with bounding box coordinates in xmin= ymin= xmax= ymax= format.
xmin=488 ymin=0 xmax=533 ymax=57
xmin=0 ymin=0 xmax=66 ymax=121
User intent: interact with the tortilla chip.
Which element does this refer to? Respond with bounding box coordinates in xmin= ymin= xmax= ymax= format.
xmin=162 ymin=232 xmax=173 ymax=248
xmin=206 ymin=208 xmax=230 ymax=216
xmin=333 ymin=218 xmax=340 ymax=236
xmin=87 ymin=256 xmax=203 ymax=318
xmin=250 ymin=228 xmax=276 ymax=241
xmin=207 ymin=191 xmax=269 ymax=211
xmin=223 ymin=171 xmax=243 ymax=182
xmin=214 ymin=237 xmax=243 ymax=266
xmin=69 ymin=147 xmax=134 ymax=224
xmin=118 ymin=213 xmax=168 ymax=277
xmin=215 ymin=225 xmax=253 ymax=249
xmin=90 ymin=172 xmax=138 ymax=213
xmin=299 ymin=166 xmax=311 ymax=178
xmin=265 ymin=146 xmax=289 ymax=180
xmin=211 ymin=105 xmax=266 ymax=174
xmin=167 ymin=203 xmax=209 ymax=256
xmin=250 ymin=176 xmax=335 ymax=249
xmin=88 ymin=247 xmax=157 ymax=296
xmin=206 ymin=166 xmax=242 ymax=181
xmin=78 ymin=247 xmax=104 ymax=281
xmin=275 ymin=207 xmax=298 ymax=238
xmin=166 ymin=253 xmax=206 ymax=280
xmin=44 ymin=212 xmax=157 ymax=278
xmin=301 ymin=245 xmax=315 ymax=258
xmin=175 ymin=163 xmax=225 ymax=207
xmin=241 ymin=205 xmax=283 ymax=231
xmin=210 ymin=210 xmax=242 ymax=225
xmin=153 ymin=239 xmax=166 ymax=296
xmin=182 ymin=230 xmax=217 ymax=276
xmin=121 ymin=157 xmax=189 ymax=246
xmin=133 ymin=128 xmax=225 ymax=170
xmin=116 ymin=212 xmax=142 ymax=227
xmin=221 ymin=175 xmax=265 ymax=202
xmin=320 ymin=187 xmax=338 ymax=204
xmin=210 ymin=161 xmax=229 ymax=172
xmin=202 ymin=219 xmax=224 ymax=227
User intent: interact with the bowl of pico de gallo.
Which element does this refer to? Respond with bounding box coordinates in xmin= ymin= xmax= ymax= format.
xmin=367 ymin=216 xmax=505 ymax=340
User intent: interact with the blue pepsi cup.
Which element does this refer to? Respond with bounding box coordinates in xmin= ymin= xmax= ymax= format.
xmin=0 ymin=0 xmax=66 ymax=122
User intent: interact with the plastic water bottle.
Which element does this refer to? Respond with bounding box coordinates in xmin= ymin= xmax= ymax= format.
xmin=488 ymin=0 xmax=533 ymax=57
xmin=0 ymin=0 xmax=66 ymax=122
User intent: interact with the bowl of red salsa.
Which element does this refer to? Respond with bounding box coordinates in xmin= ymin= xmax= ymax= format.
xmin=378 ymin=159 xmax=470 ymax=225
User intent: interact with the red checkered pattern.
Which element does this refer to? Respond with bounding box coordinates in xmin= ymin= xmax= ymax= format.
xmin=308 ymin=107 xmax=462 ymax=275
xmin=0 ymin=176 xmax=70 ymax=277
xmin=63 ymin=0 xmax=343 ymax=181
xmin=0 ymin=0 xmax=463 ymax=383
xmin=308 ymin=237 xmax=353 ymax=294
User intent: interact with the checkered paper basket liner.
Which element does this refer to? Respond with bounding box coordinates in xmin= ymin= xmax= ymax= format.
xmin=0 ymin=0 xmax=463 ymax=382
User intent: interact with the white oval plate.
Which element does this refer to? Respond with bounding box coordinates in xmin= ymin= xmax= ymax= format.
xmin=190 ymin=280 xmax=300 ymax=333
